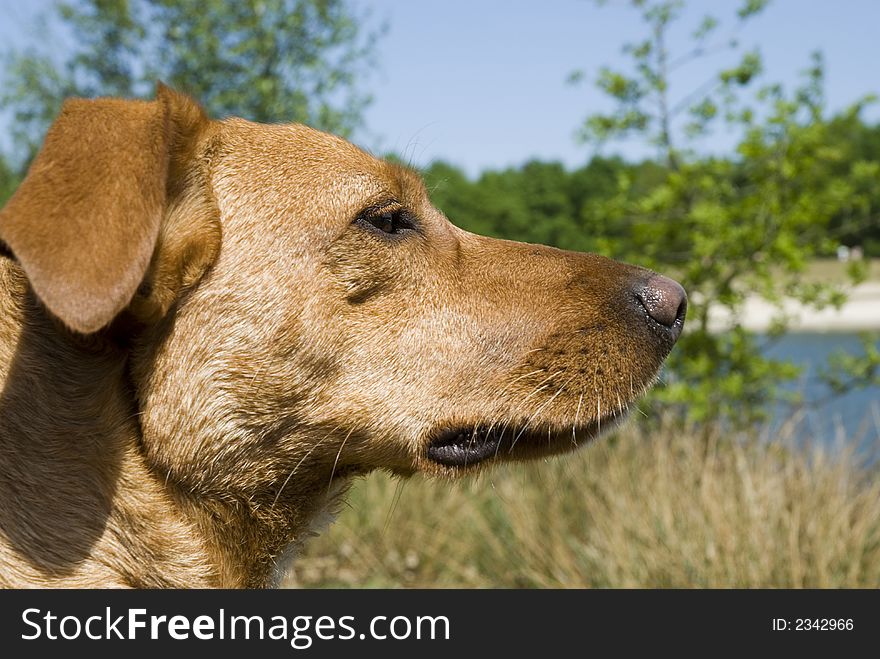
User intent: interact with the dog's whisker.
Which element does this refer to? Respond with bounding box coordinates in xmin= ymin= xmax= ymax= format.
xmin=572 ymin=393 xmax=584 ymax=446
xmin=382 ymin=478 xmax=408 ymax=533
xmin=326 ymin=426 xmax=356 ymax=495
xmin=493 ymin=379 xmax=560 ymax=455
xmin=477 ymin=359 xmax=577 ymax=456
xmin=452 ymin=368 xmax=554 ymax=468
xmin=492 ymin=369 xmax=564 ymax=448
xmin=509 ymin=373 xmax=576 ymax=452
xmin=494 ymin=367 xmax=548 ymax=393
xmin=509 ymin=371 xmax=565 ymax=417
xmin=271 ymin=423 xmax=343 ymax=509
xmin=471 ymin=367 xmax=551 ymax=444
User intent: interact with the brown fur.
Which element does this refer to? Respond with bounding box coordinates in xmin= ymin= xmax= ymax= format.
xmin=0 ymin=86 xmax=684 ymax=587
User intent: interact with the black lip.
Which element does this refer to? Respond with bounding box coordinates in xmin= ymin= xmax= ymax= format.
xmin=426 ymin=427 xmax=508 ymax=467
xmin=426 ymin=409 xmax=629 ymax=468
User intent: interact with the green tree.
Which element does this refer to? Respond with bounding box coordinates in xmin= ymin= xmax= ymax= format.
xmin=0 ymin=154 xmax=20 ymax=206
xmin=570 ymin=0 xmax=879 ymax=423
xmin=823 ymin=114 xmax=880 ymax=255
xmin=422 ymin=161 xmax=497 ymax=237
xmin=1 ymin=0 xmax=382 ymax=161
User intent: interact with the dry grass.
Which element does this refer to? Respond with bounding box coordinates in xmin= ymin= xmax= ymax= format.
xmin=283 ymin=417 xmax=880 ymax=588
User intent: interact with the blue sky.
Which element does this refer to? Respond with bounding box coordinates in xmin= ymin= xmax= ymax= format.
xmin=2 ymin=0 xmax=879 ymax=175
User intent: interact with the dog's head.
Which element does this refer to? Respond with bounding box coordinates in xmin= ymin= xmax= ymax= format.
xmin=0 ymin=86 xmax=685 ymax=498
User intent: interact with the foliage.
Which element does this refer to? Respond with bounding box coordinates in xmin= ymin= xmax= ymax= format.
xmin=821 ymin=334 xmax=880 ymax=399
xmin=0 ymin=154 xmax=19 ymax=206
xmin=567 ymin=0 xmax=879 ymax=424
xmin=0 ymin=0 xmax=382 ymax=163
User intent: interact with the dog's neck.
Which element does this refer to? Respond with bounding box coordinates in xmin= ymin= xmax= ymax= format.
xmin=163 ymin=471 xmax=350 ymax=588
xmin=0 ymin=259 xmax=333 ymax=587
xmin=267 ymin=478 xmax=349 ymax=587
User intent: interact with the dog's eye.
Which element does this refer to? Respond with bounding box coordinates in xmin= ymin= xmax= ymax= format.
xmin=357 ymin=208 xmax=416 ymax=237
xmin=369 ymin=211 xmax=397 ymax=233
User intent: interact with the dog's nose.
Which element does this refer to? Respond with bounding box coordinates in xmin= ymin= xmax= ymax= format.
xmin=635 ymin=274 xmax=687 ymax=341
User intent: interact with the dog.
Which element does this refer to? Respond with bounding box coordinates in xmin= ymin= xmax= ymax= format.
xmin=0 ymin=85 xmax=686 ymax=587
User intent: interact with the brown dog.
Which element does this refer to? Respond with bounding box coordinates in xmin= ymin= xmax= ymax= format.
xmin=0 ymin=85 xmax=686 ymax=588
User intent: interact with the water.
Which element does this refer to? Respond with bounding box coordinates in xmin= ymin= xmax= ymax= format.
xmin=763 ymin=333 xmax=880 ymax=453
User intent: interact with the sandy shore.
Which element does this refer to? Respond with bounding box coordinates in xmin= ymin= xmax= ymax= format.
xmin=706 ymin=282 xmax=880 ymax=332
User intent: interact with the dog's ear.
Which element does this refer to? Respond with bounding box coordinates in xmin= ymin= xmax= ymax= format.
xmin=0 ymin=83 xmax=220 ymax=333
xmin=127 ymin=85 xmax=222 ymax=326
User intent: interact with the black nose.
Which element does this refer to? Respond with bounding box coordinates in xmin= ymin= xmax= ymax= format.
xmin=635 ymin=274 xmax=687 ymax=341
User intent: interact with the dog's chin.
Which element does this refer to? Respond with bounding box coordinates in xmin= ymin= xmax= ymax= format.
xmin=424 ymin=407 xmax=629 ymax=471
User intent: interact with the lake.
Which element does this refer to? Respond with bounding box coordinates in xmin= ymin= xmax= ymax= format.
xmin=763 ymin=332 xmax=879 ymax=454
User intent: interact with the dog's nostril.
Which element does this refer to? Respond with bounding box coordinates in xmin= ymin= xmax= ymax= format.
xmin=636 ymin=274 xmax=687 ymax=338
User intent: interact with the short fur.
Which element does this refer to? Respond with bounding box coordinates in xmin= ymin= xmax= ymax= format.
xmin=0 ymin=86 xmax=683 ymax=587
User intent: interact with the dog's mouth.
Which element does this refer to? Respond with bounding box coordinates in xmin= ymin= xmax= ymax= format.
xmin=426 ymin=426 xmax=509 ymax=467
xmin=425 ymin=408 xmax=629 ymax=469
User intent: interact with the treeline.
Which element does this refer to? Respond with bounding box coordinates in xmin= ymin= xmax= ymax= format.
xmin=420 ymin=111 xmax=880 ymax=261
